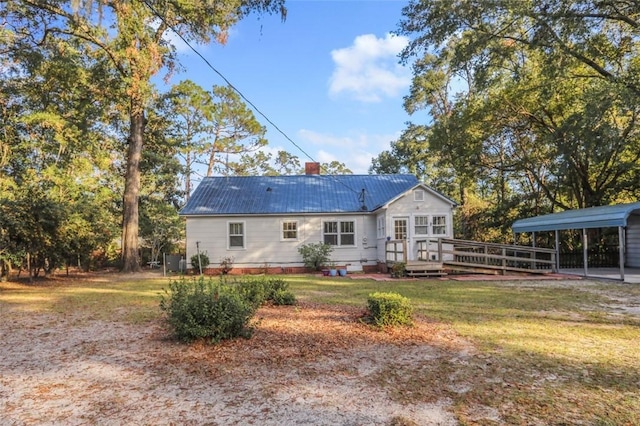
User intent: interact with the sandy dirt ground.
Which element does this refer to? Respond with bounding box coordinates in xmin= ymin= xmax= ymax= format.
xmin=1 ymin=274 xmax=638 ymax=425
xmin=1 ymin=278 xmax=464 ymax=426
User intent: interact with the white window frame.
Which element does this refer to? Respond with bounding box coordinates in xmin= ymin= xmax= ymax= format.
xmin=414 ymin=215 xmax=429 ymax=236
xmin=228 ymin=221 xmax=246 ymax=250
xmin=323 ymin=220 xmax=356 ymax=247
xmin=281 ymin=220 xmax=298 ymax=241
xmin=414 ymin=189 xmax=424 ymax=201
xmin=393 ymin=217 xmax=408 ymax=240
xmin=377 ymin=215 xmax=386 ymax=239
xmin=340 ymin=221 xmax=355 ymax=246
xmin=432 ymin=215 xmax=447 ymax=236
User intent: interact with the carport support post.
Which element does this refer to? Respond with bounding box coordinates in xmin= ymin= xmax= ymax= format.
xmin=582 ymin=229 xmax=588 ymax=277
xmin=532 ymin=232 xmax=537 ymax=269
xmin=619 ymin=226 xmax=625 ymax=282
xmin=555 ymin=230 xmax=560 ymax=272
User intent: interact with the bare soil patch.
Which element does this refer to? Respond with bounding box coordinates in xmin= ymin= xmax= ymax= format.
xmin=1 ymin=287 xmax=467 ymax=425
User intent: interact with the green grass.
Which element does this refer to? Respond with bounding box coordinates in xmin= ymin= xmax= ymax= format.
xmin=286 ymin=274 xmax=640 ymax=424
xmin=1 ymin=273 xmax=639 ymax=424
xmin=0 ymin=277 xmax=167 ymax=323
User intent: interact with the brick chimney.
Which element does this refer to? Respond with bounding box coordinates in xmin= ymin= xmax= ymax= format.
xmin=305 ymin=162 xmax=320 ymax=175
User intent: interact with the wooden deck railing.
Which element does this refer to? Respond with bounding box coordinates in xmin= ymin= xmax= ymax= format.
xmin=387 ymin=238 xmax=557 ymax=274
xmin=385 ymin=239 xmax=407 ymax=263
xmin=420 ymin=238 xmax=557 ymax=273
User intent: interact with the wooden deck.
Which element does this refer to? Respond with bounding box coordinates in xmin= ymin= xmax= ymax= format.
xmin=387 ymin=238 xmax=558 ymax=277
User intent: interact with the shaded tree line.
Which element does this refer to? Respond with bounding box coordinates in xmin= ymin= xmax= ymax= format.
xmin=371 ymin=0 xmax=640 ymax=242
xmin=0 ymin=0 xmax=352 ymax=279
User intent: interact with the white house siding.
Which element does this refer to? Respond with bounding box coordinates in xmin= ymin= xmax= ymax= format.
xmin=627 ymin=213 xmax=640 ymax=268
xmin=375 ymin=188 xmax=455 ymax=263
xmin=185 ymin=213 xmax=379 ymax=272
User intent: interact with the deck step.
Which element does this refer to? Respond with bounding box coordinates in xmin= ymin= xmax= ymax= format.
xmin=407 ymin=271 xmax=447 ymax=277
xmin=405 ymin=261 xmax=447 ymax=277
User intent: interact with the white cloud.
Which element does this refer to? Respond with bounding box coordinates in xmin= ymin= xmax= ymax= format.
xmin=299 ymin=129 xmax=400 ymax=174
xmin=329 ymin=33 xmax=411 ymax=103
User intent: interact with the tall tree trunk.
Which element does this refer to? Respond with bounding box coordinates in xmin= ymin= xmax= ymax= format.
xmin=121 ymin=108 xmax=145 ymax=272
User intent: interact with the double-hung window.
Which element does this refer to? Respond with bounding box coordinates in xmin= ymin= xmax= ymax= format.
xmin=282 ymin=220 xmax=298 ymax=240
xmin=323 ymin=220 xmax=355 ymax=246
xmin=432 ymin=216 xmax=447 ymax=235
xmin=323 ymin=221 xmax=338 ymax=245
xmin=228 ymin=222 xmax=245 ymax=249
xmin=340 ymin=221 xmax=355 ymax=245
xmin=414 ymin=216 xmax=429 ymax=235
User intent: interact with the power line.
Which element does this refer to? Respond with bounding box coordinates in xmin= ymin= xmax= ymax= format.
xmin=139 ymin=0 xmax=360 ymax=195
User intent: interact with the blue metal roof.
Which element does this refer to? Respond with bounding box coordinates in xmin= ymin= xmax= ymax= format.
xmin=180 ymin=174 xmax=441 ymax=216
xmin=512 ymin=202 xmax=640 ymax=233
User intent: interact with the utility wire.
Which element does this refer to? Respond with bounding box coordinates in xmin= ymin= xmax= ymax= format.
xmin=140 ymin=0 xmax=361 ymax=195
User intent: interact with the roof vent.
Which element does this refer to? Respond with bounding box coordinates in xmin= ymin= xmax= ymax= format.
xmin=266 ymin=187 xmax=272 ymax=192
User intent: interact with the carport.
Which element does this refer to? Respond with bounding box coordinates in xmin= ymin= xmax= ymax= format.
xmin=512 ymin=202 xmax=640 ymax=282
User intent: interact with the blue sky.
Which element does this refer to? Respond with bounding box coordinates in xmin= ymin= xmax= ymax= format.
xmin=168 ymin=0 xmax=413 ymax=174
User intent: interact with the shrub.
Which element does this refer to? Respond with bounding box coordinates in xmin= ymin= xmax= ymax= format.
xmin=232 ymin=277 xmax=296 ymax=307
xmin=391 ymin=262 xmax=406 ymax=278
xmin=160 ymin=276 xmax=297 ymax=344
xmin=160 ymin=276 xmax=256 ymax=343
xmin=219 ymin=256 xmax=234 ymax=274
xmin=190 ymin=252 xmax=210 ymax=272
xmin=234 ymin=277 xmax=268 ymax=309
xmin=298 ymin=242 xmax=333 ymax=271
xmin=263 ymin=277 xmax=290 ymax=300
xmin=366 ymin=292 xmax=413 ymax=327
xmin=271 ymin=288 xmax=297 ymax=305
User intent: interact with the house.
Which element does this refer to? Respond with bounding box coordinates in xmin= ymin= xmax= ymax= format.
xmin=179 ymin=163 xmax=457 ymax=274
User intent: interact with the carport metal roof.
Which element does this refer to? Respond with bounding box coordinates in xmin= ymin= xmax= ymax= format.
xmin=512 ymin=202 xmax=640 ymax=233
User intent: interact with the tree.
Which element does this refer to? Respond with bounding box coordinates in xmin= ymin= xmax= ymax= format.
xmin=320 ymin=161 xmax=353 ymax=175
xmin=273 ymin=151 xmax=301 ymax=175
xmin=399 ymin=0 xmax=640 ymax=96
xmin=385 ymin=0 xmax=640 ymax=240
xmin=139 ymin=199 xmax=183 ymax=266
xmin=160 ymin=80 xmax=213 ymax=202
xmin=2 ymin=0 xmax=286 ymax=271
xmin=201 ymin=85 xmax=268 ymax=177
xmin=0 ymin=19 xmax=120 ymax=276
xmin=139 ymin=104 xmax=184 ymax=265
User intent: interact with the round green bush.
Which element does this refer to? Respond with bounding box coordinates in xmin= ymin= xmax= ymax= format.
xmin=366 ymin=291 xmax=414 ymax=327
xmin=272 ymin=289 xmax=296 ymax=306
xmin=190 ymin=252 xmax=210 ymax=270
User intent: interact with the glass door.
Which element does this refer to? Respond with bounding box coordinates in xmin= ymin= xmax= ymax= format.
xmin=394 ymin=218 xmax=408 ymax=240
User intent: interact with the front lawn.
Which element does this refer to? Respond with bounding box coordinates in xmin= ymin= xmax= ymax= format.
xmin=1 ymin=273 xmax=638 ymax=424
